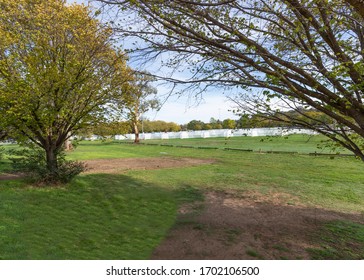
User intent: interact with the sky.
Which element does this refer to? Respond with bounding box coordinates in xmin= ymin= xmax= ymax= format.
xmin=68 ymin=0 xmax=239 ymax=124
xmin=144 ymin=92 xmax=237 ymax=125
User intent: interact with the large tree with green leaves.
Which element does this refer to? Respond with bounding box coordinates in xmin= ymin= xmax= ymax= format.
xmin=98 ymin=0 xmax=364 ymax=160
xmin=0 ymin=0 xmax=129 ymax=176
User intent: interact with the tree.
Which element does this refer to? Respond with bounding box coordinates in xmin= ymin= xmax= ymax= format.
xmin=98 ymin=0 xmax=364 ymax=160
xmin=209 ymin=117 xmax=223 ymax=129
xmin=203 ymin=123 xmax=213 ymax=130
xmin=186 ymin=120 xmax=204 ymax=131
xmin=345 ymin=0 xmax=364 ymax=18
xmin=116 ymin=71 xmax=160 ymax=143
xmin=236 ymin=109 xmax=334 ymax=128
xmin=0 ymin=0 xmax=129 ymax=177
xmin=222 ymin=119 xmax=236 ymax=129
xmin=141 ymin=120 xmax=181 ymax=132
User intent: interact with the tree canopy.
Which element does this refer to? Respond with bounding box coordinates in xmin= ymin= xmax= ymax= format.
xmin=0 ymin=0 xmax=129 ymax=176
xmin=98 ymin=0 xmax=364 ymax=160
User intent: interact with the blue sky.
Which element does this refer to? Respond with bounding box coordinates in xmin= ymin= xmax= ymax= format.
xmin=68 ymin=0 xmax=238 ymax=124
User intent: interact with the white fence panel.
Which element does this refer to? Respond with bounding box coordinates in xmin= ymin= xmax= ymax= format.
xmin=113 ymin=127 xmax=317 ymax=141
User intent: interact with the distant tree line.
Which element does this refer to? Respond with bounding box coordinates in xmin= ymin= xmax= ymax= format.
xmin=238 ymin=109 xmax=335 ymax=129
xmin=184 ymin=118 xmax=235 ymax=131
xmin=79 ymin=120 xmax=182 ymax=138
xmin=79 ymin=109 xmax=334 ymax=137
xmin=185 ymin=109 xmax=334 ymax=131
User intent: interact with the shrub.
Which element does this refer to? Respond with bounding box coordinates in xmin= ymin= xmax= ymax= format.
xmin=8 ymin=148 xmax=86 ymax=185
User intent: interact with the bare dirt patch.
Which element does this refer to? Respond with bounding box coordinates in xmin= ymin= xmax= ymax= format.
xmin=84 ymin=157 xmax=215 ymax=174
xmin=152 ymin=190 xmax=364 ymax=260
xmin=0 ymin=173 xmax=24 ymax=181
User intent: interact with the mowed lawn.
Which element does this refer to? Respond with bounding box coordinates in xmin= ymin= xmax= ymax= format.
xmin=0 ymin=135 xmax=363 ymax=259
xmin=137 ymin=134 xmax=350 ymax=154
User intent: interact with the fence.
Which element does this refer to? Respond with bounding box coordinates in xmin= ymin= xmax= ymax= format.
xmin=112 ymin=127 xmax=317 ymax=141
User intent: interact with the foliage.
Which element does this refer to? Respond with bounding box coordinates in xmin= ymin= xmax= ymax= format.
xmin=186 ymin=119 xmax=226 ymax=130
xmin=79 ymin=119 xmax=181 ymax=136
xmin=140 ymin=120 xmax=181 ymax=132
xmin=186 ymin=120 xmax=205 ymax=131
xmin=222 ymin=119 xmax=236 ymax=129
xmin=8 ymin=148 xmax=86 ymax=184
xmin=0 ymin=0 xmax=129 ymax=176
xmin=86 ymin=121 xmax=130 ymax=139
xmin=99 ymin=0 xmax=364 ymax=160
xmin=236 ymin=109 xmax=335 ymax=128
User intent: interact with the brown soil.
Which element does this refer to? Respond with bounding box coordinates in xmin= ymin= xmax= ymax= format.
xmin=84 ymin=157 xmax=216 ymax=174
xmin=152 ymin=190 xmax=364 ymax=260
xmin=0 ymin=173 xmax=24 ymax=181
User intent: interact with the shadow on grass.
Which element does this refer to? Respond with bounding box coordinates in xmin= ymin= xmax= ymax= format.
xmin=0 ymin=173 xmax=183 ymax=260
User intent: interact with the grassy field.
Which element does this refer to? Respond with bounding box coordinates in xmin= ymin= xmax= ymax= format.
xmin=135 ymin=134 xmax=349 ymax=154
xmin=0 ymin=175 xmax=178 ymax=259
xmin=0 ymin=135 xmax=363 ymax=259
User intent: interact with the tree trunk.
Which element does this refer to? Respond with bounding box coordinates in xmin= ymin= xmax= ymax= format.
xmin=133 ymin=121 xmax=140 ymax=143
xmin=45 ymin=146 xmax=58 ymax=175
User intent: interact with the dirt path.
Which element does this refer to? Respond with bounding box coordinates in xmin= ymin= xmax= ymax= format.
xmin=152 ymin=190 xmax=363 ymax=260
xmin=0 ymin=173 xmax=24 ymax=181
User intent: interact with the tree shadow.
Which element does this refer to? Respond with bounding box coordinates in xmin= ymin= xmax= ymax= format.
xmin=0 ymin=173 xmax=179 ymax=259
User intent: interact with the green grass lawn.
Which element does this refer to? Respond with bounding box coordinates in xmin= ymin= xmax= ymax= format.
xmin=0 ymin=136 xmax=363 ymax=259
xmin=135 ymin=134 xmax=349 ymax=154
xmin=0 ymin=174 xmax=178 ymax=259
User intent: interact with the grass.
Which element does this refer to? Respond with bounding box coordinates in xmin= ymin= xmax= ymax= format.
xmin=132 ymin=134 xmax=349 ymax=154
xmin=116 ymin=146 xmax=364 ymax=213
xmin=0 ymin=135 xmax=364 ymax=259
xmin=308 ymin=221 xmax=364 ymax=259
xmin=0 ymin=174 xmax=177 ymax=259
xmin=246 ymin=248 xmax=264 ymax=259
